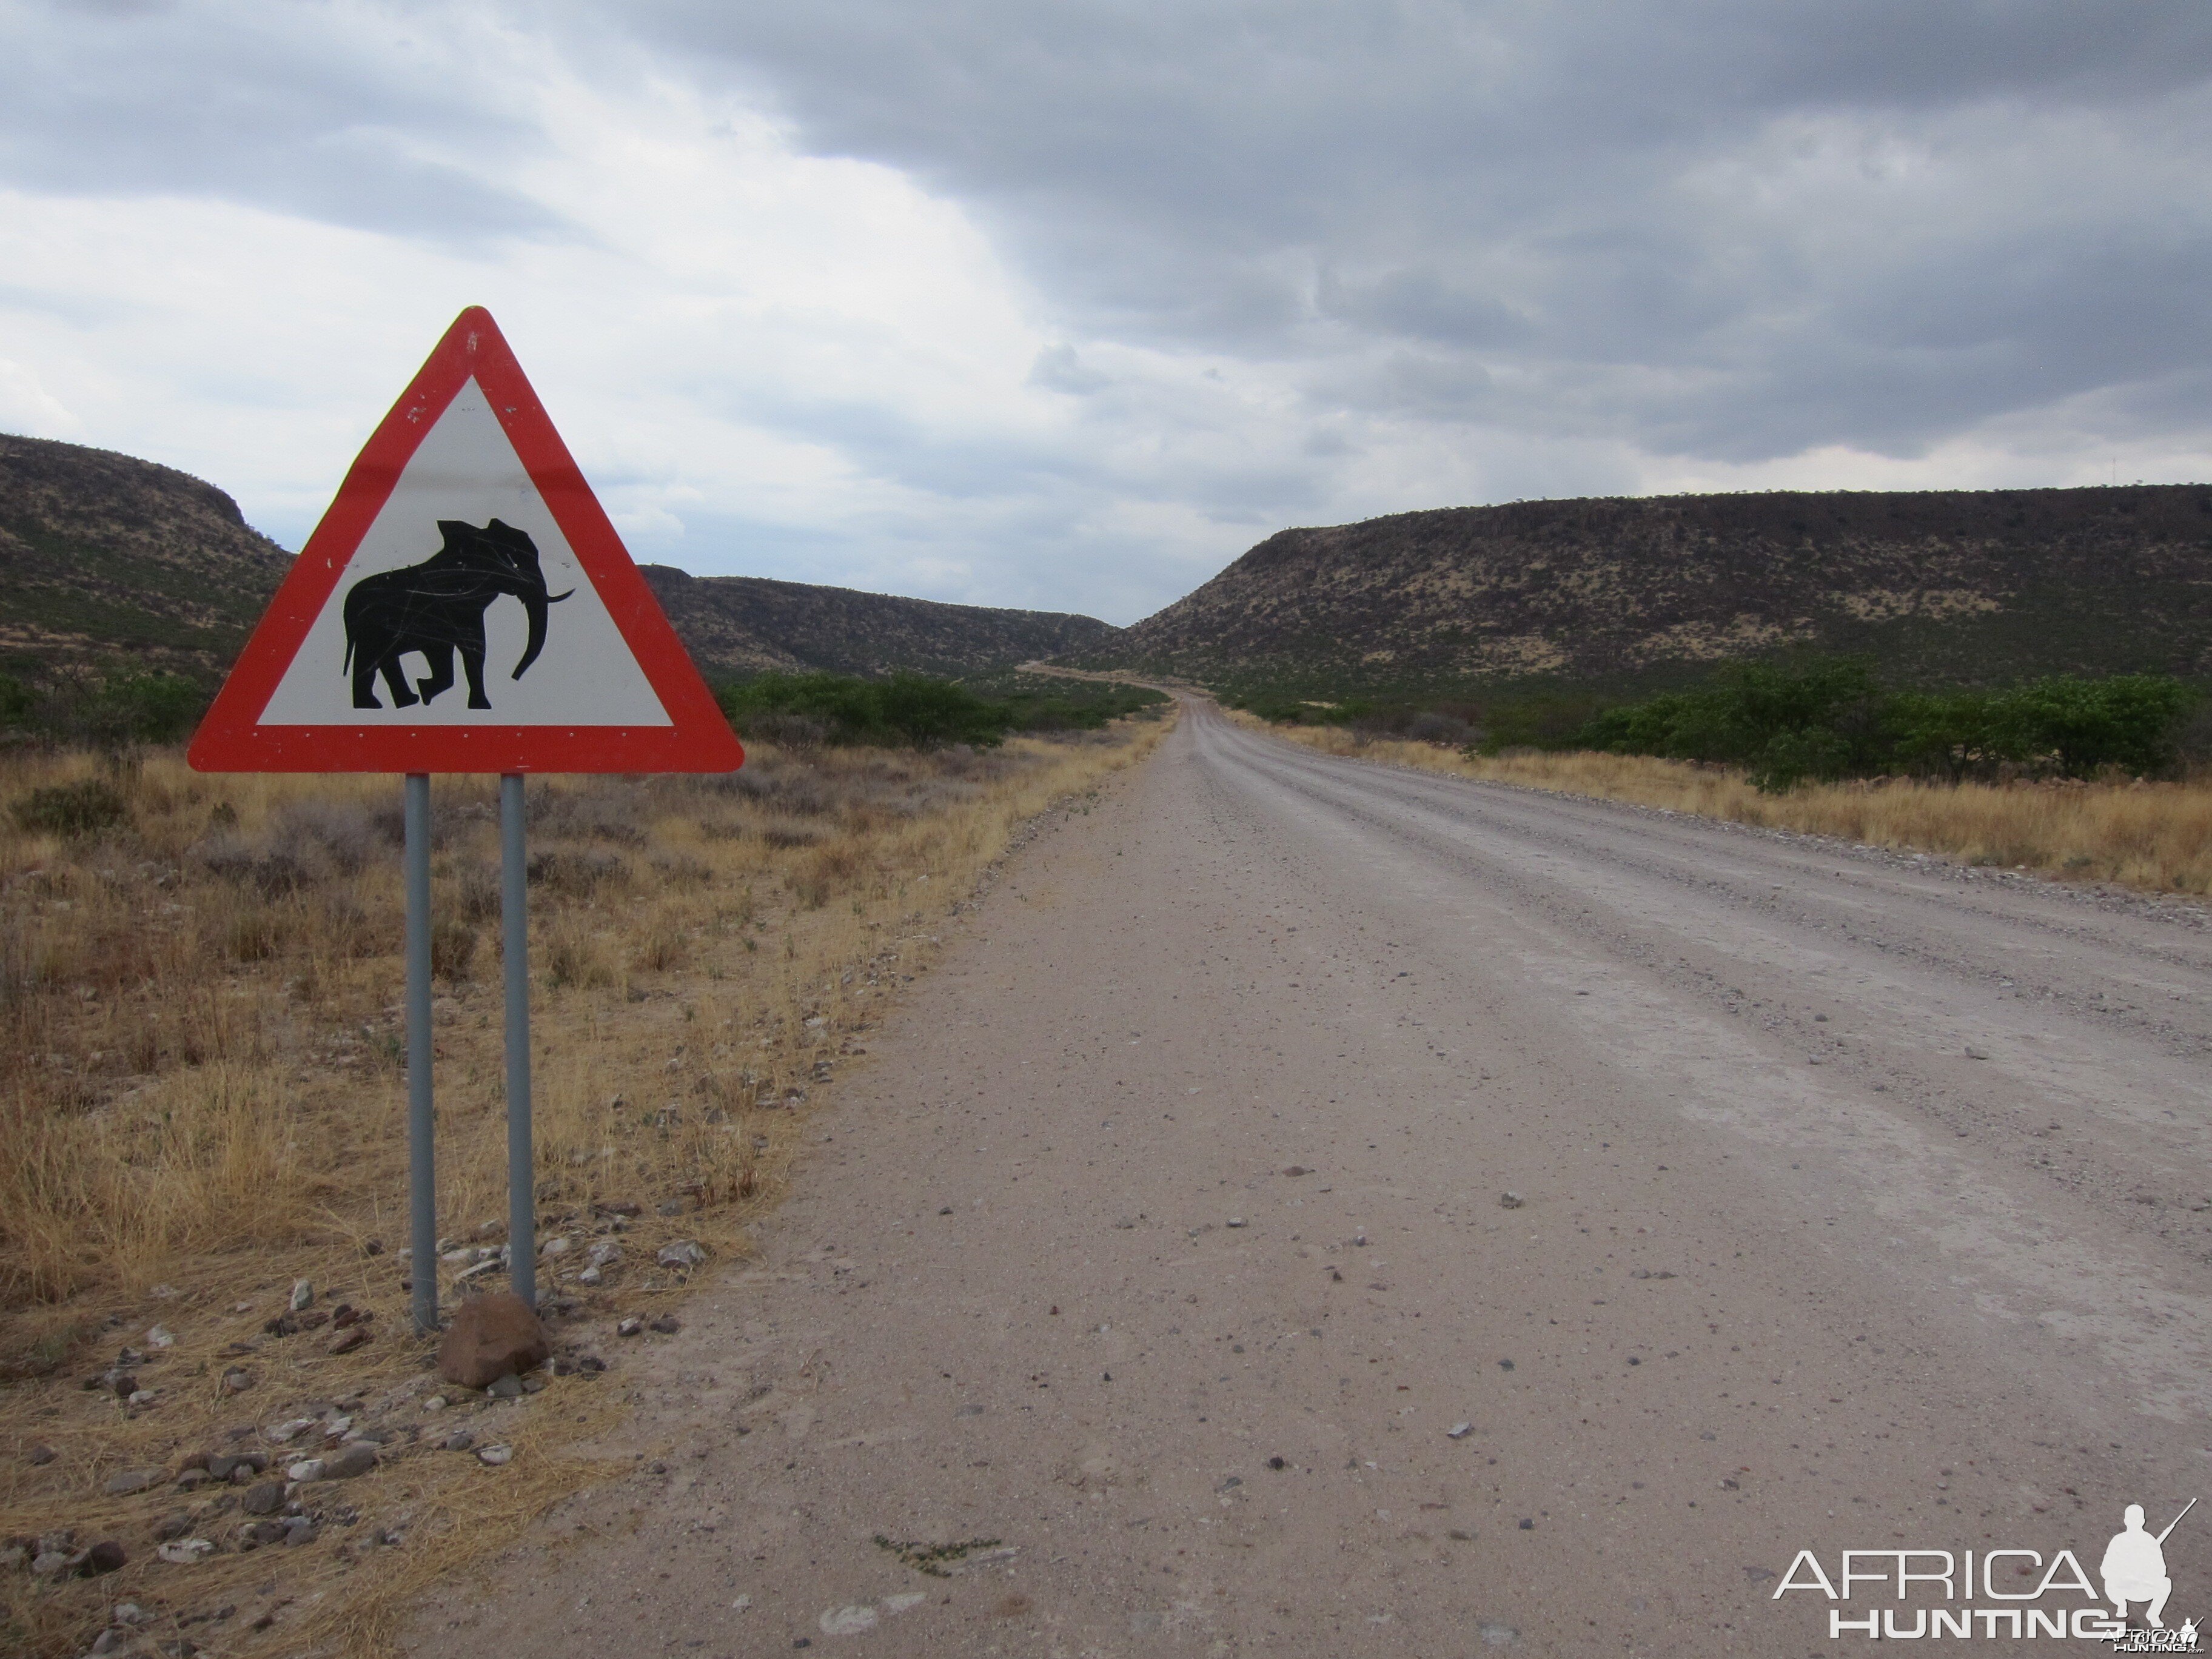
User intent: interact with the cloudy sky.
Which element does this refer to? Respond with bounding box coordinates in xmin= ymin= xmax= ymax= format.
xmin=3 ymin=2 xmax=2209 ymax=623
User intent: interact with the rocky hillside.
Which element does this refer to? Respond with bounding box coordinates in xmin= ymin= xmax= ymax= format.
xmin=0 ymin=434 xmax=293 ymax=681
xmin=1104 ymin=488 xmax=2212 ymax=692
xmin=638 ymin=566 xmax=1119 ymax=682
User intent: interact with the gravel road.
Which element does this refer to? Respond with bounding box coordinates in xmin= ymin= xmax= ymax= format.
xmin=411 ymin=698 xmax=2212 ymax=1657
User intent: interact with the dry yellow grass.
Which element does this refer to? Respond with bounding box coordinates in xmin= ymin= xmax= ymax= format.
xmin=0 ymin=711 xmax=1171 ymax=1659
xmin=1253 ymin=719 xmax=2212 ymax=894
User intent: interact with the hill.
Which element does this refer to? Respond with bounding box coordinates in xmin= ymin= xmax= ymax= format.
xmin=0 ymin=433 xmax=1121 ymax=694
xmin=0 ymin=434 xmax=292 ymax=681
xmin=1103 ymin=488 xmax=2212 ymax=694
xmin=637 ymin=566 xmax=1119 ymax=682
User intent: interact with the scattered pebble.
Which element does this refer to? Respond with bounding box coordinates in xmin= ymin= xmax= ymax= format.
xmin=1498 ymin=1191 xmax=1524 ymax=1209
xmin=487 ymin=1375 xmax=525 ymax=1400
xmin=657 ymin=1240 xmax=706 ymax=1269
xmin=286 ymin=1458 xmax=324 ymax=1483
xmin=649 ymin=1315 xmax=682 ymax=1335
xmin=1447 ymin=1423 xmax=1473 ymax=1439
xmin=103 ymin=1469 xmax=161 ymax=1496
xmin=820 ymin=1606 xmax=879 ymax=1636
xmin=156 ymin=1538 xmax=215 ymax=1565
xmin=443 ymin=1430 xmax=477 ymax=1453
xmin=146 ymin=1326 xmax=176 ymax=1349
xmin=241 ymin=1481 xmax=286 ymax=1516
xmin=221 ymin=1368 xmax=255 ymax=1394
xmin=617 ymin=1318 xmax=643 ymax=1339
xmin=477 ymin=1444 xmax=513 ymax=1467
xmin=325 ymin=1442 xmax=379 ymax=1480
xmin=1225 ymin=1217 xmax=1247 ymax=1228
xmin=26 ymin=1444 xmax=56 ymax=1466
xmin=1283 ymin=1165 xmax=1310 ymax=1177
xmin=289 ymin=1279 xmax=314 ymax=1312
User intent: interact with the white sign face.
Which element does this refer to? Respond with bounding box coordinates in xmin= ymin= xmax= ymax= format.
xmin=257 ymin=378 xmax=673 ymax=728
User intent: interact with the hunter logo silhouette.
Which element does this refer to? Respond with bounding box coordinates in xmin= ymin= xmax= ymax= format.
xmin=342 ymin=518 xmax=574 ymax=711
xmin=2105 ymin=1499 xmax=2197 ymax=1632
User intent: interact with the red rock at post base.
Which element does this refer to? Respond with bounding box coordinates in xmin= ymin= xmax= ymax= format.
xmin=437 ymin=1293 xmax=549 ymax=1390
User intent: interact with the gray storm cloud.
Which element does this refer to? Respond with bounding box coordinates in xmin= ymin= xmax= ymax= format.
xmin=626 ymin=0 xmax=2212 ymax=462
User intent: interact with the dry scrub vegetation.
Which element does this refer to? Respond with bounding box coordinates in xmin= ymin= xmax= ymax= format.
xmin=0 ymin=712 xmax=1169 ymax=1659
xmin=1259 ymin=720 xmax=2212 ymax=894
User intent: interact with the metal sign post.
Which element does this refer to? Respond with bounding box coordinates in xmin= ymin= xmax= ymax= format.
xmin=188 ymin=307 xmax=742 ymax=1338
xmin=502 ymin=773 xmax=535 ymax=1309
xmin=404 ymin=773 xmax=536 ymax=1327
xmin=404 ymin=773 xmax=438 ymax=1335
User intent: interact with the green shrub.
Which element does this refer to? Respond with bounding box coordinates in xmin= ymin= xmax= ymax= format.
xmin=79 ymin=671 xmax=203 ymax=745
xmin=1997 ymin=675 xmax=2198 ymax=777
xmin=1574 ymin=660 xmax=2200 ymax=790
xmin=0 ymin=672 xmax=33 ymax=729
xmin=717 ymin=671 xmax=1015 ymax=748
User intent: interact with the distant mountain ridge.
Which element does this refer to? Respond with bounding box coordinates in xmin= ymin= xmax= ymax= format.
xmin=21 ymin=432 xmax=2203 ymax=708
xmin=0 ymin=433 xmax=1122 ymax=690
xmin=1101 ymin=487 xmax=2212 ymax=692
xmin=637 ymin=565 xmax=1119 ymax=682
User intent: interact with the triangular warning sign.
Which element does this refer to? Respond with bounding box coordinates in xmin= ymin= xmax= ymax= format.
xmin=190 ymin=307 xmax=743 ymax=773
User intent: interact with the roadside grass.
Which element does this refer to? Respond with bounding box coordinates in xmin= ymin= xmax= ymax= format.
xmin=1252 ymin=719 xmax=2212 ymax=894
xmin=0 ymin=712 xmax=1171 ymax=1659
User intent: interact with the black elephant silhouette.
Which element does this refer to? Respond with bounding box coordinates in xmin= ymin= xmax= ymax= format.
xmin=342 ymin=518 xmax=574 ymax=711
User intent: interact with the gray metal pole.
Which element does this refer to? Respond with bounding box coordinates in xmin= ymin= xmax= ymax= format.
xmin=404 ymin=773 xmax=437 ymax=1335
xmin=500 ymin=773 xmax=536 ymax=1308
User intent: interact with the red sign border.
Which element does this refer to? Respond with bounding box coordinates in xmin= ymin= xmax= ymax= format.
xmin=188 ymin=307 xmax=744 ymax=774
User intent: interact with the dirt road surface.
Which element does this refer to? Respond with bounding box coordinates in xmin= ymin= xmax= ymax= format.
xmin=409 ymin=699 xmax=2212 ymax=1657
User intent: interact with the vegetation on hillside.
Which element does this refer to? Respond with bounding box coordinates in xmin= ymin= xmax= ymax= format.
xmin=1102 ymin=484 xmax=2212 ymax=695
xmin=0 ymin=434 xmax=291 ymax=685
